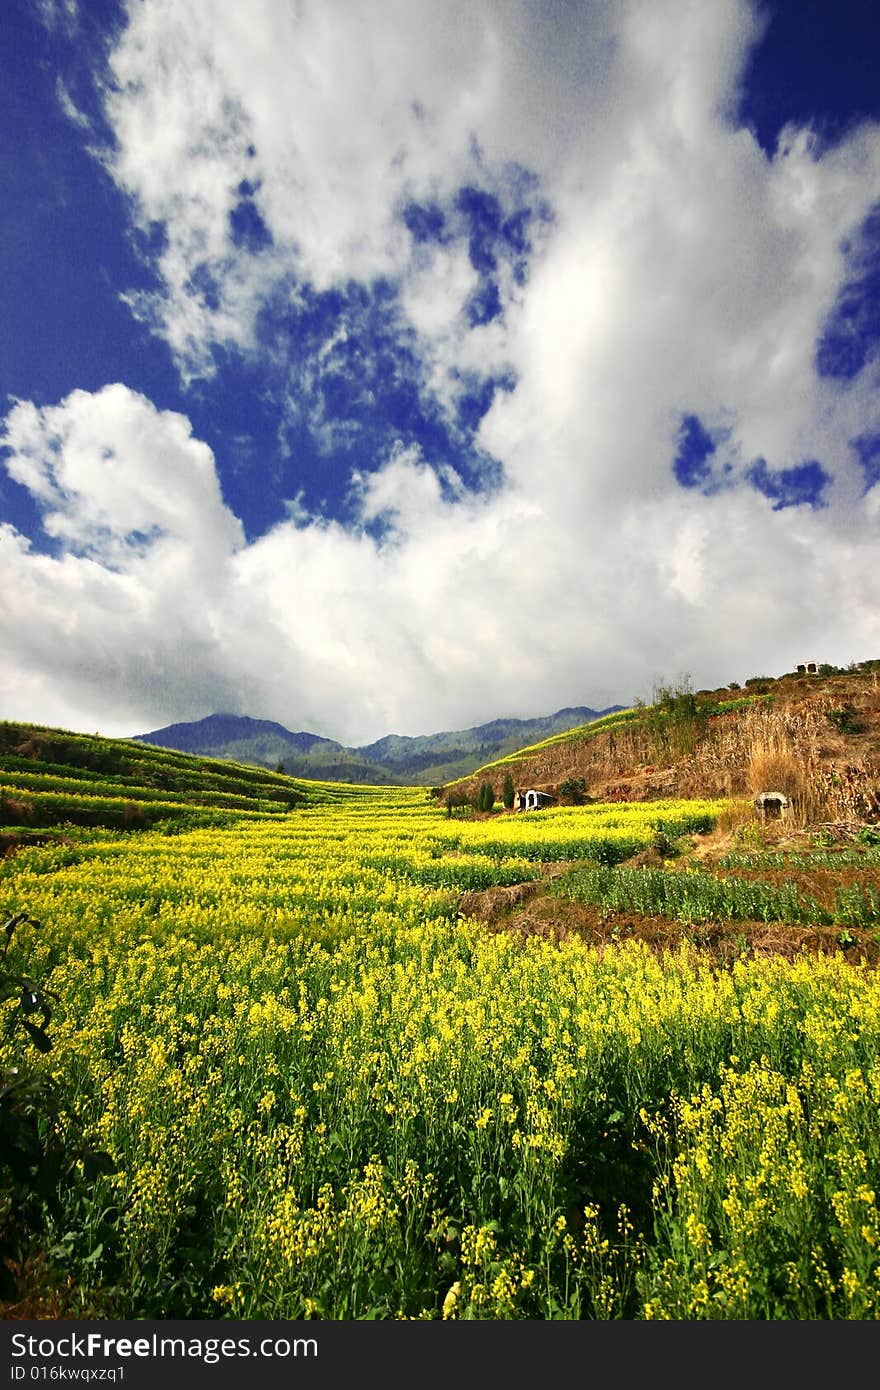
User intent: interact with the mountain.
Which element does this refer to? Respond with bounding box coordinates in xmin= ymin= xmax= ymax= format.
xmin=132 ymin=706 xmax=625 ymax=785
xmin=132 ymin=713 xmax=343 ymax=769
xmin=354 ymin=707 xmax=625 ymax=783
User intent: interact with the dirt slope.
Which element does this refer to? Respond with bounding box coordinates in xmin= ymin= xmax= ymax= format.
xmin=448 ymin=665 xmax=880 ymax=826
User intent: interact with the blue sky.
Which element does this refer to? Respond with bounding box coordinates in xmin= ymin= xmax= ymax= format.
xmin=2 ymin=0 xmax=879 ymax=743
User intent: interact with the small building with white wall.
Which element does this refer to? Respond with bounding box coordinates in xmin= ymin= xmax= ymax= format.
xmin=515 ymin=789 xmax=557 ymax=812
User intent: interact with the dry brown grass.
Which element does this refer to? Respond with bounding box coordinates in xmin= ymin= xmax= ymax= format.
xmin=737 ymin=702 xmax=834 ymax=825
xmin=450 ymin=670 xmax=880 ymax=827
xmin=712 ymin=800 xmax=759 ymax=836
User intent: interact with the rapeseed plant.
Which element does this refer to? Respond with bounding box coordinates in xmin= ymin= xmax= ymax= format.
xmin=2 ymin=790 xmax=878 ymax=1317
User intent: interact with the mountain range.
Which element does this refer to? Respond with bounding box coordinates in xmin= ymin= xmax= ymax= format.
xmin=131 ymin=707 xmax=624 ymax=786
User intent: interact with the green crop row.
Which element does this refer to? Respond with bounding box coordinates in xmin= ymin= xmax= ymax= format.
xmin=554 ymin=863 xmax=880 ymax=929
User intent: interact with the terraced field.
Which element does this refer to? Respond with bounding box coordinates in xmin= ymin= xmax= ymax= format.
xmin=0 ymin=721 xmax=347 ymax=845
xmin=2 ymin=730 xmax=880 ymax=1319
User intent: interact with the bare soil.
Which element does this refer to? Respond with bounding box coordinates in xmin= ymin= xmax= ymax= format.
xmin=456 ymin=825 xmax=880 ymax=967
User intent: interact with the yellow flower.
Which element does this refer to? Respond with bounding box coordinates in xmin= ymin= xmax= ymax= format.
xmin=442 ymin=1282 xmax=460 ymax=1319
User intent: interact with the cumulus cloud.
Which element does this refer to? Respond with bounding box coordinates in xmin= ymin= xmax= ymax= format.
xmin=4 ymin=0 xmax=880 ymax=741
xmin=3 ymin=384 xmax=242 ymax=565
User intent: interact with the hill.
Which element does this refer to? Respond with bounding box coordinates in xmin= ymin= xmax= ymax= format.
xmin=447 ymin=662 xmax=880 ymax=828
xmin=133 ymin=706 xmax=624 ymax=785
xmin=0 ymin=720 xmax=369 ymax=849
xmin=131 ymin=713 xmax=341 ymax=762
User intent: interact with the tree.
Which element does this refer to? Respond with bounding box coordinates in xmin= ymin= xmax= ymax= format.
xmin=445 ymin=790 xmax=472 ymax=818
xmin=502 ymin=772 xmax=515 ymax=809
xmin=476 ymin=781 xmax=495 ymax=813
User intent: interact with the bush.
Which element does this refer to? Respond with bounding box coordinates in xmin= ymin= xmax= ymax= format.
xmin=827 ymin=705 xmax=863 ymax=736
xmin=645 ymin=675 xmax=707 ymax=759
xmin=558 ymin=776 xmax=588 ymax=805
xmin=445 ymin=790 xmax=472 ymax=818
xmin=501 ymin=773 xmax=515 ymax=810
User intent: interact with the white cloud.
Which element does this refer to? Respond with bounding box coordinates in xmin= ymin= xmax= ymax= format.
xmin=2 ymin=385 xmax=243 ymax=568
xmin=7 ymin=0 xmax=880 ymax=741
xmin=3 ymin=382 xmax=879 ymax=743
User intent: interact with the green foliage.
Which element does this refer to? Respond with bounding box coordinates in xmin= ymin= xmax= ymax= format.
xmin=558 ymin=776 xmax=588 ymax=804
xmin=702 ymin=693 xmax=773 ymax=718
xmin=502 ymin=772 xmax=515 ymax=810
xmin=445 ymin=789 xmax=473 ymax=818
xmin=556 ymin=860 xmax=880 ymax=933
xmin=832 ymin=884 xmax=880 ymax=931
xmin=554 ymin=864 xmax=830 ymax=925
xmin=0 ymin=912 xmax=114 ymax=1300
xmin=1 ymin=911 xmax=53 ymax=1054
xmin=475 ymin=782 xmax=495 ymax=813
xmin=642 ymin=674 xmax=708 ymax=760
xmin=827 ymin=705 xmax=864 ymax=736
xmin=722 ymin=845 xmax=880 ymax=871
xmin=653 ymin=676 xmax=697 ymax=718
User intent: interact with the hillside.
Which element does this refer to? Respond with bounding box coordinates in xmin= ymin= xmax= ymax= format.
xmin=0 ymin=720 xmax=368 ymax=849
xmin=133 ymin=705 xmax=624 ymax=785
xmin=447 ymin=662 xmax=880 ymax=828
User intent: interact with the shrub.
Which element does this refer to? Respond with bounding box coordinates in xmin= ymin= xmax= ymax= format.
xmin=445 ymin=790 xmax=472 ymax=818
xmin=827 ymin=705 xmax=863 ymax=736
xmin=645 ymin=675 xmax=707 ymax=759
xmin=558 ymin=776 xmax=588 ymax=805
xmin=501 ymin=773 xmax=515 ymax=810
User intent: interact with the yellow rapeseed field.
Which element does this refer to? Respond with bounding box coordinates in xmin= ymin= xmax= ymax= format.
xmin=2 ymin=789 xmax=878 ymax=1318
